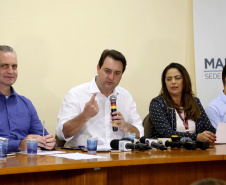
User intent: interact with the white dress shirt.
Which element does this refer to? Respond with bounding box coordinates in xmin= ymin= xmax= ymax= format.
xmin=56 ymin=77 xmax=144 ymax=147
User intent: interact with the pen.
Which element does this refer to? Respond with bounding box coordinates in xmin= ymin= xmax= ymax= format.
xmin=78 ymin=145 xmax=85 ymax=148
xmin=43 ymin=120 xmax=45 ymax=137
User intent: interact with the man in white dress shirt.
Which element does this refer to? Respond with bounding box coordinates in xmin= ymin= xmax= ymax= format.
xmin=56 ymin=49 xmax=143 ymax=147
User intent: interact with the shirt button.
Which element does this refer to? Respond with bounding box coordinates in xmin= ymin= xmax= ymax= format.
xmin=9 ymin=118 xmax=11 ymax=120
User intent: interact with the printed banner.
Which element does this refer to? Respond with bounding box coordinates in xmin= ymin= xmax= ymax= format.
xmin=193 ymin=0 xmax=226 ymax=108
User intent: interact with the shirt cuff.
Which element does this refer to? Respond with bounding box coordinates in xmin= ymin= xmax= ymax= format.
xmin=56 ymin=122 xmax=74 ymax=142
xmin=8 ymin=140 xmax=21 ymax=153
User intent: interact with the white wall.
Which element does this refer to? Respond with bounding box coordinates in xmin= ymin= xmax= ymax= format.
xmin=0 ymin=0 xmax=195 ymax=135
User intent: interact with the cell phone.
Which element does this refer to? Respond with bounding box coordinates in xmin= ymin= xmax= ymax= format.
xmin=61 ymin=146 xmax=81 ymax=150
xmin=97 ymin=149 xmax=110 ymax=152
xmin=110 ymin=149 xmax=121 ymax=153
xmin=81 ymin=148 xmax=110 ymax=152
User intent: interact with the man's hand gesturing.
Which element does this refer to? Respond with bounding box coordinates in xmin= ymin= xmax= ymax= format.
xmin=83 ymin=93 xmax=99 ymax=119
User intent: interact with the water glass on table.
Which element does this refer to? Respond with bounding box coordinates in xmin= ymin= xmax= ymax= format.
xmin=87 ymin=137 xmax=98 ymax=154
xmin=26 ymin=139 xmax=38 ymax=155
xmin=0 ymin=138 xmax=8 ymax=160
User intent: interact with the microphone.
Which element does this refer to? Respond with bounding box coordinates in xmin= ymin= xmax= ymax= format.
xmin=119 ymin=140 xmax=133 ymax=151
xmin=148 ymin=139 xmax=167 ymax=151
xmin=180 ymin=137 xmax=193 ymax=143
xmin=110 ymin=139 xmax=121 ymax=150
xmin=140 ymin=137 xmax=167 ymax=151
xmin=110 ymin=95 xmax=118 ymax=132
xmin=165 ymin=140 xmax=183 ymax=148
xmin=179 ymin=137 xmax=209 ymax=150
xmin=121 ymin=137 xmax=140 ymax=144
xmin=196 ymin=140 xmax=209 ymax=150
xmin=180 ymin=137 xmax=197 ymax=150
xmin=139 ymin=136 xmax=147 ymax=144
xmin=158 ymin=137 xmax=197 ymax=150
xmin=125 ymin=143 xmax=152 ymax=150
xmin=110 ymin=139 xmax=132 ymax=151
xmin=110 ymin=139 xmax=151 ymax=151
xmin=158 ymin=138 xmax=183 ymax=148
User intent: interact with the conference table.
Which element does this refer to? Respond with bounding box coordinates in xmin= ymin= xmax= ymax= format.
xmin=0 ymin=144 xmax=226 ymax=185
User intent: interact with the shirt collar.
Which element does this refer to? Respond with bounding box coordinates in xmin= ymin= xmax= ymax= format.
xmin=10 ymin=86 xmax=16 ymax=96
xmin=89 ymin=76 xmax=120 ymax=96
xmin=0 ymin=86 xmax=16 ymax=97
xmin=220 ymin=91 xmax=226 ymax=104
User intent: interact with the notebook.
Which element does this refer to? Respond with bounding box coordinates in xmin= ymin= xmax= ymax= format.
xmin=215 ymin=123 xmax=226 ymax=143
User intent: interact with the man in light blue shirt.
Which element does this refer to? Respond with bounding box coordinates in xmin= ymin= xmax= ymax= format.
xmin=206 ymin=65 xmax=226 ymax=129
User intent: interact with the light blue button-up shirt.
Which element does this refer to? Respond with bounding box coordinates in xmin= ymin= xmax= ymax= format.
xmin=205 ymin=91 xmax=226 ymax=129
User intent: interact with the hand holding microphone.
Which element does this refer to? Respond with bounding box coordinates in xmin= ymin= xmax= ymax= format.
xmin=110 ymin=95 xmax=128 ymax=132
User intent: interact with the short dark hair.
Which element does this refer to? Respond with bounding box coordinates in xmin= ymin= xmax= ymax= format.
xmin=0 ymin=45 xmax=17 ymax=56
xmin=98 ymin=49 xmax=127 ymax=73
xmin=222 ymin=65 xmax=226 ymax=86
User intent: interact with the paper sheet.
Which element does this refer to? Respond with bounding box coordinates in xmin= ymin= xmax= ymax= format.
xmin=19 ymin=150 xmax=66 ymax=155
xmin=52 ymin=153 xmax=106 ymax=160
xmin=37 ymin=151 xmax=66 ymax=155
xmin=215 ymin=123 xmax=226 ymax=143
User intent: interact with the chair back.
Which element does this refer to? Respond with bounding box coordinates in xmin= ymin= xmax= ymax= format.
xmin=142 ymin=114 xmax=151 ymax=138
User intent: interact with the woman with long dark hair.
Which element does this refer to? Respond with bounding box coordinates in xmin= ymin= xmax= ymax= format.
xmin=149 ymin=63 xmax=215 ymax=142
